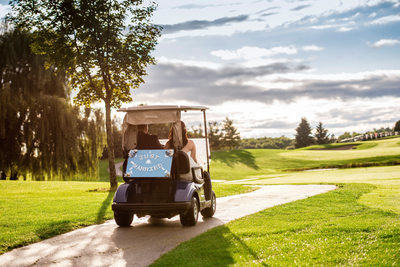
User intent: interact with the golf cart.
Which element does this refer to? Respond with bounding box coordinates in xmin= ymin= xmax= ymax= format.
xmin=112 ymin=105 xmax=216 ymax=226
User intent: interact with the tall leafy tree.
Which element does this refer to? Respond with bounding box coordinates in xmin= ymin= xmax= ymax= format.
xmin=187 ymin=124 xmax=204 ymax=138
xmin=394 ymin=120 xmax=400 ymax=132
xmin=0 ymin=29 xmax=104 ymax=180
xmin=221 ymin=117 xmax=241 ymax=150
xmin=11 ymin=0 xmax=161 ymax=189
xmin=0 ymin=29 xmax=66 ymax=179
xmin=314 ymin=122 xmax=330 ymax=144
xmin=102 ymin=116 xmax=123 ymax=159
xmin=208 ymin=121 xmax=222 ymax=151
xmin=295 ymin=117 xmax=314 ymax=148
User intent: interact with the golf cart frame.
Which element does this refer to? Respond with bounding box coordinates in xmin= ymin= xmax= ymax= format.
xmin=112 ymin=105 xmax=216 ymax=226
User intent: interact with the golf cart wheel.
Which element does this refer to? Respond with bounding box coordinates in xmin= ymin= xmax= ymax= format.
xmin=201 ymin=191 xmax=216 ymax=218
xmin=114 ymin=211 xmax=134 ymax=227
xmin=180 ymin=196 xmax=199 ymax=226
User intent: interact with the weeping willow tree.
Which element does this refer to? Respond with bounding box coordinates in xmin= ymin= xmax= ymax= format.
xmin=10 ymin=0 xmax=161 ymax=189
xmin=0 ymin=28 xmax=105 ymax=180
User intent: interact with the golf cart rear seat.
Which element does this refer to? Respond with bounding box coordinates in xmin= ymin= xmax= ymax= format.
xmin=174 ymin=151 xmax=212 ymax=200
xmin=173 ymin=150 xmax=203 ymax=183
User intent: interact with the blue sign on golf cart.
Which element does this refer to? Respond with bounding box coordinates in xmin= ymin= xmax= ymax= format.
xmin=125 ymin=149 xmax=174 ymax=178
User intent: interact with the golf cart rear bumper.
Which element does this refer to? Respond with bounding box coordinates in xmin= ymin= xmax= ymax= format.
xmin=112 ymin=202 xmax=191 ymax=213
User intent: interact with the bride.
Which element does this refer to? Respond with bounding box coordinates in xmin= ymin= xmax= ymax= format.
xmin=164 ymin=121 xmax=198 ymax=164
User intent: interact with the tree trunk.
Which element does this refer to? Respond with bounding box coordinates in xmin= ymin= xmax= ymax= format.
xmin=105 ymin=100 xmax=117 ymax=190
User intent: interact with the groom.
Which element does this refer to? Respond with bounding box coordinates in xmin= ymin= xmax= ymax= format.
xmin=136 ymin=124 xmax=163 ymax=149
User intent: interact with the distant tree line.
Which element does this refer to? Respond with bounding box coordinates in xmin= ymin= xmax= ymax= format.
xmin=240 ymin=136 xmax=294 ymax=149
xmin=0 ymin=29 xmax=104 ymax=181
xmin=294 ymin=118 xmax=400 ymax=148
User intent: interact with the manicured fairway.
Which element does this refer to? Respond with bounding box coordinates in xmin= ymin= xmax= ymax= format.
xmin=152 ymin=183 xmax=400 ymax=266
xmin=211 ymin=137 xmax=400 ymax=180
xmin=2 ymin=137 xmax=399 ymax=260
xmin=243 ymin=165 xmax=400 ymax=214
xmin=151 ymin=138 xmax=400 ymax=266
xmin=282 ymin=137 xmax=400 ymax=161
xmin=0 ymin=181 xmax=254 ymax=254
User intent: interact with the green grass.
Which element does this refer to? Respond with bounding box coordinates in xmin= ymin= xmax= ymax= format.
xmin=211 ymin=137 xmax=400 ymax=180
xmin=152 ymin=184 xmax=400 ymax=266
xmin=212 ymin=183 xmax=257 ymax=197
xmin=282 ymin=137 xmax=400 ymax=161
xmin=303 ymin=141 xmax=377 ymax=150
xmin=152 ymin=138 xmax=400 ymax=266
xmin=244 ymin=165 xmax=400 ymax=214
xmin=98 ymin=158 xmax=124 ymax=182
xmin=3 ymin=137 xmax=399 ymax=261
xmin=0 ymin=180 xmax=254 ymax=254
xmin=0 ymin=181 xmax=114 ymax=254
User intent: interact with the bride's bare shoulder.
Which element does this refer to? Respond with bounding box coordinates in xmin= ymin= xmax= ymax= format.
xmin=188 ymin=139 xmax=196 ymax=147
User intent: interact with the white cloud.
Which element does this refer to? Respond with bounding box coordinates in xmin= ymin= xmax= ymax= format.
xmin=302 ymin=45 xmax=324 ymax=52
xmin=156 ymin=56 xmax=222 ymax=69
xmin=310 ymin=24 xmax=337 ymax=30
xmin=212 ymin=97 xmax=399 ymax=138
xmin=154 ymin=1 xmax=400 ymax=39
xmin=133 ymin=61 xmax=400 ymax=138
xmin=369 ymin=39 xmax=400 ymax=48
xmin=337 ymin=26 xmax=354 ymax=32
xmin=210 ymin=46 xmax=297 ymax=60
xmin=310 ymin=22 xmax=355 ymax=32
xmin=369 ymin=15 xmax=400 ymax=25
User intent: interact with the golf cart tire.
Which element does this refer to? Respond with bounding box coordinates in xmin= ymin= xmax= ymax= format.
xmin=201 ymin=191 xmax=216 ymax=218
xmin=114 ymin=211 xmax=134 ymax=227
xmin=180 ymin=196 xmax=199 ymax=226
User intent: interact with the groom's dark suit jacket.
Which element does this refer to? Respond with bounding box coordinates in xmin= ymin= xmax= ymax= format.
xmin=136 ymin=131 xmax=163 ymax=149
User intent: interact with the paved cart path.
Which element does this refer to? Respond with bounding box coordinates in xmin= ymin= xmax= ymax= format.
xmin=0 ymin=185 xmax=336 ymax=267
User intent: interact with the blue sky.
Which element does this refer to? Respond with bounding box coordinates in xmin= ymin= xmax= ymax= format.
xmin=2 ymin=0 xmax=400 ymax=138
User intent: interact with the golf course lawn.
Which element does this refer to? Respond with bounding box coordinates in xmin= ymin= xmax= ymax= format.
xmin=211 ymin=137 xmax=400 ymax=180
xmin=1 ymin=137 xmax=399 ymax=263
xmin=282 ymin=137 xmax=400 ymax=161
xmin=98 ymin=158 xmax=125 ymax=182
xmin=152 ymin=183 xmax=400 ymax=266
xmin=0 ymin=181 xmax=254 ymax=254
xmin=243 ymin=165 xmax=400 ymax=214
xmin=152 ymin=139 xmax=400 ymax=266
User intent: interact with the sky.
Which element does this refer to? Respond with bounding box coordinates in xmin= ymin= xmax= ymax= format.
xmin=1 ymin=0 xmax=400 ymax=138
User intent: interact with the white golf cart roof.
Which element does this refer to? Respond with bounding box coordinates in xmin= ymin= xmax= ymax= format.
xmin=118 ymin=105 xmax=208 ymax=112
xmin=118 ymin=105 xmax=208 ymax=125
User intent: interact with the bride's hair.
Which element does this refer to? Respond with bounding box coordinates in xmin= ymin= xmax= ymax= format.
xmin=166 ymin=121 xmax=188 ymax=149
